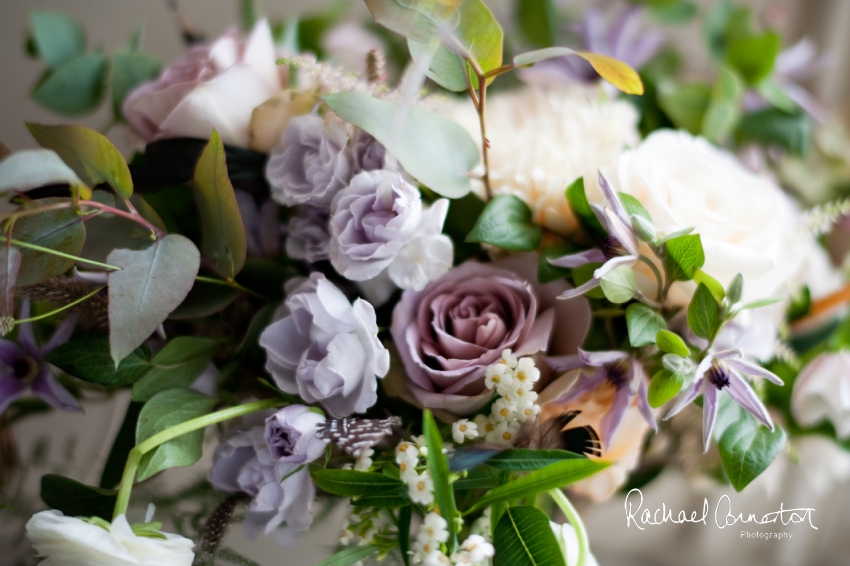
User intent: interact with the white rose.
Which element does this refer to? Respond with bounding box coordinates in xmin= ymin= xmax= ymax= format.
xmin=26 ymin=511 xmax=194 ymax=566
xmin=123 ymin=19 xmax=283 ymax=148
xmin=791 ymin=352 xmax=850 ymax=438
xmin=617 ymin=129 xmax=810 ymax=305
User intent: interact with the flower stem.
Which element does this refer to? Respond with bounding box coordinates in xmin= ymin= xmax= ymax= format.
xmin=549 ymin=488 xmax=589 ymax=566
xmin=112 ymin=398 xmax=285 ymax=520
xmin=638 ymin=254 xmax=664 ymax=304
xmin=0 ymin=236 xmax=121 ymax=271
xmin=194 ymin=275 xmax=266 ymax=300
xmin=15 ymin=285 xmax=106 ymax=324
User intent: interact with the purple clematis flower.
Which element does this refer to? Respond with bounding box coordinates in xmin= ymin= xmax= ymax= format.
xmin=665 ymin=348 xmax=783 ymax=452
xmin=0 ymin=300 xmax=78 ymax=415
xmin=519 ymin=3 xmax=663 ymax=92
xmin=548 ymin=172 xmax=639 ymax=300
xmin=547 ymin=348 xmax=656 ymax=448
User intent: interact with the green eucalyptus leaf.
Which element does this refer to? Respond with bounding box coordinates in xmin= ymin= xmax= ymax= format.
xmin=131 ymin=337 xmax=218 ymax=401
xmin=513 ymin=48 xmax=644 ymax=94
xmin=136 ymin=389 xmax=218 ymax=481
xmin=193 ymin=130 xmax=248 ymax=278
xmin=626 ymin=303 xmax=667 ymax=347
xmin=736 ymin=108 xmax=811 ymax=154
xmin=719 ymin=417 xmax=786 ymax=492
xmin=424 ymin=409 xmax=458 ymax=552
xmin=565 ymin=177 xmax=606 ymax=238
xmin=0 ymin=149 xmax=85 ymax=195
xmin=493 ymin=506 xmax=566 ymax=566
xmin=311 ymin=470 xmax=405 ymax=497
xmin=664 ymin=234 xmax=705 ymax=281
xmin=107 ymin=235 xmax=201 ymax=366
xmin=655 ymin=330 xmax=690 ymax=357
xmin=362 ymin=0 xmax=439 ymax=44
xmin=486 ymin=449 xmax=584 ymax=472
xmin=32 ymin=52 xmax=107 ymax=116
xmin=14 ymin=200 xmax=86 ymax=286
xmin=756 ymin=79 xmax=797 ymax=112
xmin=111 ymin=52 xmax=161 ymax=119
xmin=693 ymin=268 xmax=725 ymax=302
xmin=465 ymin=195 xmax=542 ymax=251
xmin=314 ymin=545 xmax=381 ymax=566
xmin=726 ymin=31 xmax=780 ymax=85
xmin=702 ymin=66 xmax=743 ymax=143
xmin=687 ymin=283 xmax=720 ymax=340
xmin=30 ymin=12 xmax=86 ymax=70
xmin=27 ymin=123 xmax=134 ymax=198
xmin=40 ymin=474 xmax=116 ymax=519
xmin=517 ymin=0 xmax=556 ymax=47
xmin=599 ymin=265 xmax=637 ymax=304
xmin=324 ymin=92 xmax=478 ymax=198
xmin=657 ymin=81 xmax=711 ymax=134
xmin=46 ymin=336 xmax=152 ymax=387
xmin=648 ymin=369 xmax=684 ymax=408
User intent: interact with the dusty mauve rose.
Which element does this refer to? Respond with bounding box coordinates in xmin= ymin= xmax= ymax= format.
xmin=123 ymin=19 xmax=283 ymax=148
xmin=264 ymin=404 xmax=329 ymax=464
xmin=350 ymin=129 xmax=387 ymax=172
xmin=259 ymin=273 xmax=390 ymax=417
xmin=792 ymin=352 xmax=850 ymax=439
xmin=329 ymin=170 xmax=452 ymax=289
xmin=266 ymin=115 xmax=353 ymax=208
xmin=285 ymin=206 xmax=331 ymax=263
xmin=390 ymin=255 xmax=591 ymax=416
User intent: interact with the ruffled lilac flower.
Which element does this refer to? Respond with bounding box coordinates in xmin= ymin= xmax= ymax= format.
xmin=259 ymin=273 xmax=389 ymax=418
xmin=350 ymin=129 xmax=387 ymax=172
xmin=548 ymin=172 xmax=638 ymax=299
xmin=266 ymin=115 xmax=353 ymax=208
xmin=264 ymin=404 xmax=329 ymax=464
xmin=0 ymin=300 xmax=78 ymax=415
xmin=285 ymin=206 xmax=331 ymax=263
xmin=235 ymin=190 xmax=282 ymax=258
xmin=547 ymin=349 xmax=656 ymax=447
xmin=208 ymin=409 xmax=320 ymax=546
xmin=519 ymin=4 xmax=662 ymax=92
xmin=329 ymin=170 xmax=452 ymax=290
xmin=665 ymin=348 xmax=784 ymax=452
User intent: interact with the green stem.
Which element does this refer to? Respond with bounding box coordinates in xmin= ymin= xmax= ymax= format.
xmin=112 ymin=398 xmax=285 ymax=520
xmin=0 ymin=236 xmax=121 ymax=271
xmin=16 ymin=285 xmax=106 ymax=324
xmin=638 ymin=254 xmax=664 ymax=304
xmin=194 ymin=275 xmax=266 ymax=300
xmin=549 ymin=488 xmax=589 ymax=566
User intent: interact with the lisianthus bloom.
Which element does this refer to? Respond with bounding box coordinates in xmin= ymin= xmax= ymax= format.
xmin=285 ymin=206 xmax=331 ymax=263
xmin=547 ymin=349 xmax=656 ymax=447
xmin=665 ymin=348 xmax=783 ymax=452
xmin=26 ymin=511 xmax=194 ymax=566
xmin=548 ymin=172 xmax=639 ymax=300
xmin=234 ymin=190 xmax=281 ymax=258
xmin=791 ymin=352 xmax=850 ymax=439
xmin=0 ymin=300 xmax=78 ymax=415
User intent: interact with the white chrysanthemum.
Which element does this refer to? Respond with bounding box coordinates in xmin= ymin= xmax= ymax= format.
xmin=439 ymin=86 xmax=640 ymax=235
xmin=452 ymin=419 xmax=479 ymax=443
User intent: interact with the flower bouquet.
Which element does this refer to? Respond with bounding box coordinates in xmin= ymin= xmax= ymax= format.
xmin=3 ymin=0 xmax=850 ymax=565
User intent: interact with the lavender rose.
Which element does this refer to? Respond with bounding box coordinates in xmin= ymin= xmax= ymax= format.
xmin=266 ymin=115 xmax=353 ymax=208
xmin=351 ymin=129 xmax=387 ymax=172
xmin=265 ymin=405 xmax=328 ymax=463
xmin=285 ymin=206 xmax=331 ymax=263
xmin=259 ymin=273 xmax=390 ymax=417
xmin=329 ymin=170 xmax=452 ymax=289
xmin=391 ymin=256 xmax=591 ymax=416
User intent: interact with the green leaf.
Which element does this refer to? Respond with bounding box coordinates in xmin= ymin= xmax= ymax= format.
xmin=736 ymin=109 xmax=811 ymax=155
xmin=565 ymin=177 xmax=606 ymax=238
xmin=32 ymin=53 xmax=107 ymax=116
xmin=655 ymin=330 xmax=690 ymax=357
xmin=493 ymin=506 xmax=567 ymax=566
xmin=46 ymin=336 xmax=152 ymax=387
xmin=756 ymin=79 xmax=797 ymax=113
xmin=626 ymin=303 xmax=667 ymax=347
xmin=572 ymin=262 xmax=605 ymax=299
xmin=726 ymin=31 xmax=780 ymax=85
xmin=0 ymin=246 xmax=21 ymax=322
xmin=193 ymin=130 xmax=248 ymax=278
xmin=111 ymin=52 xmax=161 ymax=118
xmin=99 ymin=401 xmax=143 ymax=489
xmin=168 ymin=280 xmax=239 ymax=320
xmin=30 ymin=12 xmax=86 ymax=70
xmin=352 ymin=491 xmax=409 ymax=508
xmin=693 ymin=268 xmax=725 ymax=302
xmin=738 ymin=297 xmax=783 ymax=310
xmin=538 ymin=242 xmax=579 ymax=284
xmin=517 ymin=0 xmax=556 ymax=47
xmin=599 ymin=265 xmax=637 ymax=304
xmin=0 ymin=149 xmax=85 ymax=195
xmin=40 ymin=474 xmax=116 ymax=519
xmin=687 ymin=283 xmax=720 ymax=340
xmin=719 ymin=417 xmax=786 ymax=492
xmin=443 ymin=191 xmax=486 ymax=262
xmin=464 ymin=458 xmax=610 ymax=514
xmin=486 ymin=449 xmax=584 ymax=472
xmin=465 ymin=195 xmax=542 ymax=251
xmin=664 ymin=234 xmax=705 ymax=281
xmin=726 ymin=273 xmax=744 ymax=305
xmin=513 ymin=48 xmax=644 ymax=95
xmin=657 ymin=81 xmax=711 ymax=134
xmin=136 ymin=389 xmax=217 ymax=481
xmin=363 ymin=0 xmax=439 ymax=44
xmin=649 ymin=1 xmax=697 ymax=25
xmin=27 ymin=123 xmax=134 ymax=198
xmin=424 ymin=409 xmax=458 ymax=552
xmin=314 ymin=545 xmax=381 ymax=566
xmin=702 ymin=66 xmax=743 ymax=143
xmin=618 ymin=193 xmax=652 ymax=223
xmin=398 ymin=505 xmax=412 ymax=566
xmin=240 ymin=0 xmax=260 ymax=30
xmin=107 ymin=235 xmax=201 ymax=366
xmin=648 ymin=369 xmax=684 ymax=408
xmin=323 ymin=92 xmax=479 ymax=198
xmin=14 ymin=200 xmax=86 ymax=286
xmin=131 ymin=337 xmax=217 ymax=401
xmin=311 ymin=470 xmax=405 ymax=497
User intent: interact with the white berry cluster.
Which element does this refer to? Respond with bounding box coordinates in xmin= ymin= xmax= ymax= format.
xmin=412 ymin=512 xmax=494 ymax=566
xmin=339 ymin=507 xmax=393 ymax=547
xmin=452 ymin=350 xmax=541 ymax=447
xmin=397 ymin=436 xmax=435 ymax=506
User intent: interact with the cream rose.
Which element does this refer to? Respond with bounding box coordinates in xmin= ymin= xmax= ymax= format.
xmin=617 ymin=129 xmax=810 ymax=305
xmin=792 ymin=352 xmax=850 ymax=438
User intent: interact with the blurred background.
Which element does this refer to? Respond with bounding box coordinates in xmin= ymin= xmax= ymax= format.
xmin=2 ymin=1 xmax=850 ymax=565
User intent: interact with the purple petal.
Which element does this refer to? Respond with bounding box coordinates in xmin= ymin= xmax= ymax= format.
xmin=557 ymin=278 xmax=600 ymax=300
xmin=713 ymin=348 xmax=744 ymax=360
xmin=0 ymin=340 xmax=23 ymax=366
xmin=692 ymin=356 xmax=713 ymax=382
xmin=589 ymin=203 xmax=607 ymax=227
xmin=41 ymin=316 xmax=76 ymax=356
xmin=546 ymin=354 xmax=584 ymax=372
xmin=17 ymin=298 xmax=38 ymax=357
xmin=0 ymin=373 xmax=24 ymax=414
xmin=609 ymin=5 xmax=642 ymax=55
xmin=636 ymin=378 xmax=657 ymax=432
xmin=593 ymin=254 xmax=637 ymax=279
xmin=603 ymin=208 xmax=639 ymax=256
xmin=547 ymin=249 xmax=605 ymax=268
xmin=726 ymin=372 xmax=774 ymax=430
xmin=578 ymin=348 xmax=629 ymax=367
xmin=628 ymin=359 xmax=645 ymax=396
xmin=555 ymin=368 xmax=607 ymax=404
xmin=600 ymin=386 xmax=631 ymax=448
xmin=665 ymin=377 xmax=703 ymax=419
xmin=598 ymin=172 xmax=630 ymax=228
xmin=724 ymin=357 xmax=784 ymax=385
xmin=31 ymin=367 xmax=80 ymax=412
xmin=702 ymin=382 xmax=719 ymax=453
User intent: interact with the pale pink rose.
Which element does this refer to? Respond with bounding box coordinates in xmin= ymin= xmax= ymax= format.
xmin=792 ymin=352 xmax=850 ymax=439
